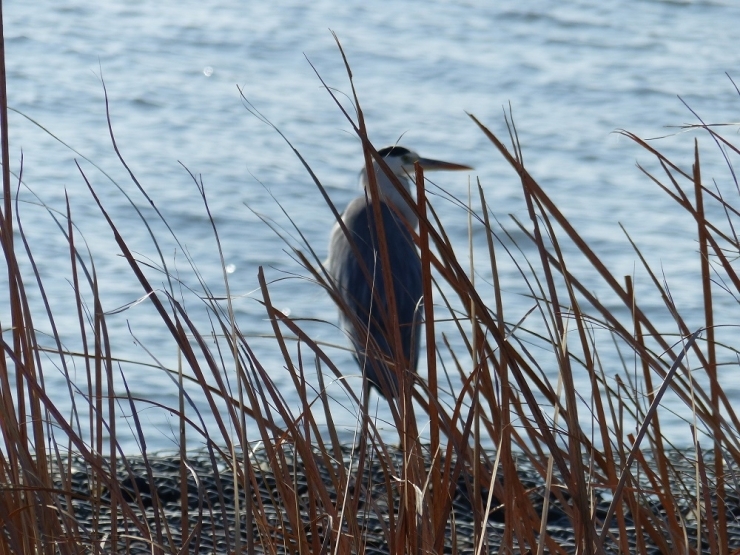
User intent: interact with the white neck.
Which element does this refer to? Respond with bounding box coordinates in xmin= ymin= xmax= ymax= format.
xmin=359 ymin=164 xmax=418 ymax=229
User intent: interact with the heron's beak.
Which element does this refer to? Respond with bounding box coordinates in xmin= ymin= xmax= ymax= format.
xmin=416 ymin=158 xmax=473 ymax=172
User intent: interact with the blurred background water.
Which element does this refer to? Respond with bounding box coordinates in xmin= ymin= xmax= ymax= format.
xmin=4 ymin=0 xmax=740 ymax=452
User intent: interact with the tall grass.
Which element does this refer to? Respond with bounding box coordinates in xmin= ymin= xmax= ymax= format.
xmin=2 ymin=18 xmax=740 ymax=555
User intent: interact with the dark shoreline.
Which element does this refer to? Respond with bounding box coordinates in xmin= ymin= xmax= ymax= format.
xmin=45 ymin=446 xmax=737 ymax=554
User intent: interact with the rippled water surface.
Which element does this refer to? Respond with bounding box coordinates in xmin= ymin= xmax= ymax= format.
xmin=5 ymin=0 xmax=740 ymax=451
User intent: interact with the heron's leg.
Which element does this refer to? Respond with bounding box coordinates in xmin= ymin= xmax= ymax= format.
xmin=362 ymin=381 xmax=370 ymax=422
xmin=359 ymin=380 xmax=371 ymax=455
xmin=355 ymin=380 xmax=371 ymax=509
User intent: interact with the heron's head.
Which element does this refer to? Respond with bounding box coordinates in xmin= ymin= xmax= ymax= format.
xmin=376 ymin=146 xmax=422 ymax=181
xmin=359 ymin=145 xmax=472 ymax=226
xmin=378 ymin=145 xmax=472 ymax=180
xmin=361 ymin=145 xmax=472 ymax=193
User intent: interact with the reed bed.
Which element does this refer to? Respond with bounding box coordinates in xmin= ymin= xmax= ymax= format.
xmin=2 ymin=19 xmax=740 ymax=555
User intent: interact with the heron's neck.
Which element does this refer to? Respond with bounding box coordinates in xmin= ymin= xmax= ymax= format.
xmin=360 ymin=167 xmax=418 ymax=229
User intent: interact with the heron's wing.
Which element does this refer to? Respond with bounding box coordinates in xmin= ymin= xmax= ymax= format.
xmin=328 ymin=197 xmax=422 ymax=392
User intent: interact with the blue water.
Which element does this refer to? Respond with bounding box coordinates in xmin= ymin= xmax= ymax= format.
xmin=5 ymin=0 xmax=740 ymax=451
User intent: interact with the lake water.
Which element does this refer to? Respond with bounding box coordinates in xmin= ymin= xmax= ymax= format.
xmin=5 ymin=0 xmax=740 ymax=452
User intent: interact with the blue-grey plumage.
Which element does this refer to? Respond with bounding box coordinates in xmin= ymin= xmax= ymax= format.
xmin=327 ymin=146 xmax=472 ymax=399
xmin=328 ymin=194 xmax=423 ymax=397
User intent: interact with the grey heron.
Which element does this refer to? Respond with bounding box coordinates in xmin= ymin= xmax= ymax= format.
xmin=327 ymin=145 xmax=472 ymax=401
